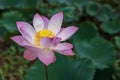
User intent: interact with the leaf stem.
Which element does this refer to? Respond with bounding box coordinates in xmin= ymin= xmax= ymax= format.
xmin=45 ymin=65 xmax=48 ymax=80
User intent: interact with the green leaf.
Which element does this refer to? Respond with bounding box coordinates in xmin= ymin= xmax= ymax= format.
xmin=53 ymin=6 xmax=75 ymax=18
xmin=73 ymin=0 xmax=92 ymax=11
xmin=72 ymin=22 xmax=116 ymax=69
xmin=0 ymin=0 xmax=24 ymax=9
xmin=24 ymin=60 xmax=46 ymax=80
xmin=101 ymin=20 xmax=120 ymax=34
xmin=86 ymin=2 xmax=101 ymax=16
xmin=74 ymin=59 xmax=95 ymax=80
xmin=0 ymin=0 xmax=38 ymax=9
xmin=2 ymin=11 xmax=23 ymax=33
xmin=73 ymin=36 xmax=116 ymax=69
xmin=71 ymin=0 xmax=91 ymax=3
xmin=70 ymin=0 xmax=92 ymax=6
xmin=96 ymin=4 xmax=115 ymax=22
xmin=21 ymin=0 xmax=38 ymax=9
xmin=57 ymin=0 xmax=70 ymax=4
xmin=48 ymin=0 xmax=59 ymax=5
xmin=25 ymin=54 xmax=96 ymax=80
xmin=51 ymin=6 xmax=79 ymax=23
xmin=48 ymin=0 xmax=91 ymax=5
xmin=72 ymin=21 xmax=99 ymax=41
xmin=114 ymin=36 xmax=120 ymax=49
xmin=0 ymin=27 xmax=7 ymax=38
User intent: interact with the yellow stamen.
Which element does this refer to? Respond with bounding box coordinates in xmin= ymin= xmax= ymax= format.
xmin=33 ymin=29 xmax=55 ymax=48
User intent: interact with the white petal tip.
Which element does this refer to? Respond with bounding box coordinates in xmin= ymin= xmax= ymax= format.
xmin=58 ymin=12 xmax=63 ymax=14
xmin=34 ymin=13 xmax=41 ymax=17
xmin=57 ymin=12 xmax=63 ymax=16
xmin=72 ymin=26 xmax=79 ymax=30
xmin=16 ymin=22 xmax=21 ymax=26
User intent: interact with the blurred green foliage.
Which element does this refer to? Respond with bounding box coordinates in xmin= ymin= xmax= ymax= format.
xmin=25 ymin=55 xmax=95 ymax=80
xmin=0 ymin=0 xmax=120 ymax=80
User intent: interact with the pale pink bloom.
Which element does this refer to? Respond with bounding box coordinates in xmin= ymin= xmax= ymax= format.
xmin=11 ymin=12 xmax=79 ymax=65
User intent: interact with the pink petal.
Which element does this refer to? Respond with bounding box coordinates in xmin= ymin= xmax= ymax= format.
xmin=10 ymin=36 xmax=31 ymax=46
xmin=52 ymin=37 xmax=61 ymax=47
xmin=25 ymin=45 xmax=41 ymax=52
xmin=33 ymin=13 xmax=44 ymax=32
xmin=37 ymin=49 xmax=55 ymax=66
xmin=52 ymin=55 xmax=56 ymax=63
xmin=16 ymin=22 xmax=35 ymax=37
xmin=19 ymin=27 xmax=32 ymax=42
xmin=41 ymin=16 xmax=49 ymax=29
xmin=55 ymin=49 xmax=75 ymax=56
xmin=57 ymin=26 xmax=79 ymax=41
xmin=54 ymin=43 xmax=73 ymax=50
xmin=40 ymin=37 xmax=53 ymax=48
xmin=48 ymin=12 xmax=63 ymax=35
xmin=56 ymin=28 xmax=65 ymax=35
xmin=23 ymin=49 xmax=37 ymax=61
xmin=16 ymin=22 xmax=35 ymax=42
xmin=24 ymin=46 xmax=41 ymax=61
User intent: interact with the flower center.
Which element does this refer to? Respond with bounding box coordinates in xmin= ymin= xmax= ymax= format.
xmin=33 ymin=29 xmax=55 ymax=47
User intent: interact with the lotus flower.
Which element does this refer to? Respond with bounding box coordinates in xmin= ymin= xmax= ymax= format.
xmin=11 ymin=12 xmax=79 ymax=65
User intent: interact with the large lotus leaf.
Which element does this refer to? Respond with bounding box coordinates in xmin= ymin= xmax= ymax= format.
xmin=72 ymin=21 xmax=99 ymax=41
xmin=73 ymin=36 xmax=116 ymax=69
xmin=72 ymin=21 xmax=116 ymax=69
xmin=24 ymin=60 xmax=46 ymax=80
xmin=2 ymin=11 xmax=23 ymax=33
xmin=101 ymin=20 xmax=120 ymax=34
xmin=25 ymin=54 xmax=96 ymax=80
